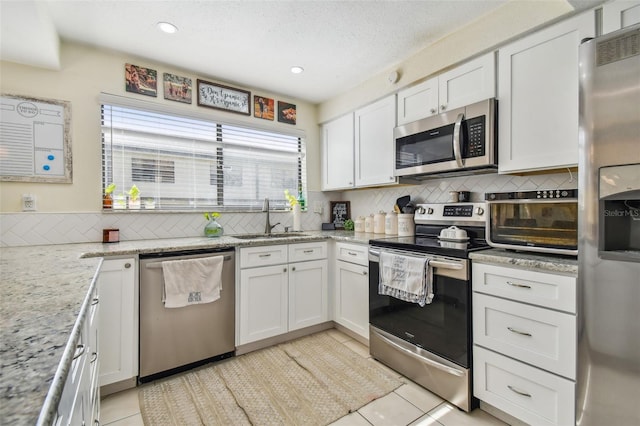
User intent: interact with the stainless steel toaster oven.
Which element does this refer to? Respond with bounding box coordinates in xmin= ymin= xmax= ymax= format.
xmin=485 ymin=189 xmax=578 ymax=256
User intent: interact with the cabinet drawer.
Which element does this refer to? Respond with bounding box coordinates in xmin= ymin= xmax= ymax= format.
xmin=472 ymin=263 xmax=576 ymax=313
xmin=240 ymin=245 xmax=288 ymax=267
xmin=474 ymin=346 xmax=575 ymax=426
xmin=473 ymin=293 xmax=576 ymax=379
xmin=289 ymin=241 xmax=327 ymax=262
xmin=335 ymin=242 xmax=368 ymax=266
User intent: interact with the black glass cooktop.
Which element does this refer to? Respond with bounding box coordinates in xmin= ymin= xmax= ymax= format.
xmin=369 ymin=225 xmax=490 ymax=258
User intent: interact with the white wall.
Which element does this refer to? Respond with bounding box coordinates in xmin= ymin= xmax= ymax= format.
xmin=0 ymin=42 xmax=320 ymax=213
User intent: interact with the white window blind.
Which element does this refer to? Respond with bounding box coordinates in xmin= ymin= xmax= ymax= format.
xmin=101 ymin=101 xmax=306 ymax=211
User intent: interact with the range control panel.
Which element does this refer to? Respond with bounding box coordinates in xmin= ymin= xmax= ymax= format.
xmin=414 ymin=202 xmax=486 ymax=224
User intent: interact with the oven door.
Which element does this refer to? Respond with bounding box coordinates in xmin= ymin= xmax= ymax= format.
xmin=368 ymin=247 xmax=471 ymax=368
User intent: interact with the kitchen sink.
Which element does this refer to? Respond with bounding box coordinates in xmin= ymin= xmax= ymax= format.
xmin=231 ymin=233 xmax=309 ymax=240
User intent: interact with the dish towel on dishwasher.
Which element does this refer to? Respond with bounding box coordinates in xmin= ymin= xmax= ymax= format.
xmin=162 ymin=256 xmax=224 ymax=308
xmin=379 ymin=251 xmax=434 ymax=306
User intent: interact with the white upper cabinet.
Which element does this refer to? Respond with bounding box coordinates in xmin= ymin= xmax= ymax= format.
xmin=354 ymin=94 xmax=397 ymax=187
xmin=397 ymin=52 xmax=496 ymax=125
xmin=498 ymin=12 xmax=594 ymax=174
xmin=602 ymin=0 xmax=640 ymax=34
xmin=321 ymin=113 xmax=354 ymax=191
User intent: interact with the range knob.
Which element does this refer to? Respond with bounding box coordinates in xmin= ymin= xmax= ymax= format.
xmin=426 ymin=207 xmax=434 ymax=214
xmin=475 ymin=207 xmax=485 ymax=216
xmin=416 ymin=207 xmax=426 ymax=214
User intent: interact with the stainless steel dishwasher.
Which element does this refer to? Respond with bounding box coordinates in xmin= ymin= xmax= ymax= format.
xmin=139 ymin=248 xmax=235 ymax=382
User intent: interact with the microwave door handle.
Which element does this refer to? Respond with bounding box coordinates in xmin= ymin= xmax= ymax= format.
xmin=453 ymin=112 xmax=464 ymax=168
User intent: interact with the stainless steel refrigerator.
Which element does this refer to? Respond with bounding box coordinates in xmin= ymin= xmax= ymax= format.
xmin=577 ymin=24 xmax=640 ymax=425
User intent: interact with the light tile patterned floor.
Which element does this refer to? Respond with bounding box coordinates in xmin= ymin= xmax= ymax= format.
xmin=101 ymin=329 xmax=508 ymax=426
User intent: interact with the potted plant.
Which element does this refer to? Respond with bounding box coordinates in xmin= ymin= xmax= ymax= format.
xmin=204 ymin=212 xmax=223 ymax=237
xmin=103 ymin=183 xmax=116 ymax=209
xmin=128 ymin=184 xmax=141 ymax=209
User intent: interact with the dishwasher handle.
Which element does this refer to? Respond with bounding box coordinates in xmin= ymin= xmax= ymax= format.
xmin=145 ymin=255 xmax=232 ymax=269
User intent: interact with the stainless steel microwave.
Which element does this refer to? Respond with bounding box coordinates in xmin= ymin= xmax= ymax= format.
xmin=485 ymin=189 xmax=578 ymax=256
xmin=394 ymin=98 xmax=497 ymax=180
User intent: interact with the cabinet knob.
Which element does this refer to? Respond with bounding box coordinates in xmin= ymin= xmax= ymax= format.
xmin=363 ymin=271 xmax=368 ymax=276
xmin=124 ymin=263 xmax=132 ymax=269
xmin=283 ymin=268 xmax=287 ymax=272
xmin=430 ymin=108 xmax=437 ymax=114
xmin=440 ymin=104 xmax=447 ymax=111
xmin=292 ymin=267 xmax=296 ymax=271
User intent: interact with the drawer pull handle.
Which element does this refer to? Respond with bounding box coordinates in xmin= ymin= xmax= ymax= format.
xmin=303 ymin=250 xmax=314 ymax=254
xmin=507 ymin=385 xmax=532 ymax=398
xmin=73 ymin=344 xmax=86 ymax=360
xmin=90 ymin=352 xmax=98 ymax=363
xmin=506 ymin=281 xmax=531 ymax=289
xmin=91 ymin=297 xmax=99 ymax=306
xmin=507 ymin=327 xmax=532 ymax=337
xmin=258 ymin=254 xmax=272 ymax=258
xmin=347 ymin=251 xmax=358 ymax=256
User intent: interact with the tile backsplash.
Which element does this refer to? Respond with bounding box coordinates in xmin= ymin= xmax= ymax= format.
xmin=0 ymin=172 xmax=576 ymax=247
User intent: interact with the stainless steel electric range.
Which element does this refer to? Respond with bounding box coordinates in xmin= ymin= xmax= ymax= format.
xmin=368 ymin=202 xmax=489 ymax=412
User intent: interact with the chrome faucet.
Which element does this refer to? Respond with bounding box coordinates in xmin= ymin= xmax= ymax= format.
xmin=262 ymin=198 xmax=280 ymax=234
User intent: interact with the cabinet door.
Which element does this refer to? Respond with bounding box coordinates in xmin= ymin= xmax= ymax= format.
xmin=289 ymin=259 xmax=328 ymax=331
xmin=322 ymin=113 xmax=354 ymax=190
xmin=334 ymin=260 xmax=369 ymax=339
xmin=602 ymin=0 xmax=640 ymax=34
xmin=396 ymin=77 xmax=439 ymax=125
xmin=438 ymin=52 xmax=496 ymax=113
xmin=498 ymin=12 xmax=594 ymax=173
xmin=239 ymin=264 xmax=288 ymax=344
xmin=98 ymin=258 xmax=137 ymax=386
xmin=354 ymin=95 xmax=397 ymax=187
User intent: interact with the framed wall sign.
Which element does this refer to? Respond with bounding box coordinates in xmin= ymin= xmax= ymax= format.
xmin=197 ymin=79 xmax=251 ymax=115
xmin=330 ymin=201 xmax=351 ymax=229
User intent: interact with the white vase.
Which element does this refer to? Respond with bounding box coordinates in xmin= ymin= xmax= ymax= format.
xmin=292 ymin=204 xmax=301 ymax=231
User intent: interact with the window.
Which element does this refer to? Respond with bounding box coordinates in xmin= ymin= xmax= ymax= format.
xmin=101 ymin=97 xmax=306 ymax=211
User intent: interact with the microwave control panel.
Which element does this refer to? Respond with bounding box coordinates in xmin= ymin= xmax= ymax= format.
xmin=486 ymin=189 xmax=578 ymax=200
xmin=464 ymin=116 xmax=485 ymax=158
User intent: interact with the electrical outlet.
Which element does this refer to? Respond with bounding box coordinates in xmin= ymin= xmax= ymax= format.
xmin=22 ymin=194 xmax=36 ymax=211
xmin=313 ymin=201 xmax=323 ymax=214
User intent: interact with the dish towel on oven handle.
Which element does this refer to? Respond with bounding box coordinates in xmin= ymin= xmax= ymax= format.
xmin=162 ymin=256 xmax=224 ymax=308
xmin=379 ymin=250 xmax=434 ymax=306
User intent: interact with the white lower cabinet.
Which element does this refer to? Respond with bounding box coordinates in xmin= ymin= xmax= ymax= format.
xmin=472 ymin=261 xmax=577 ymax=426
xmin=238 ymin=242 xmax=328 ymax=345
xmin=56 ymin=282 xmax=100 ymax=425
xmin=474 ymin=346 xmax=575 ymax=426
xmin=333 ymin=242 xmax=369 ymax=339
xmin=98 ymin=257 xmax=137 ymax=387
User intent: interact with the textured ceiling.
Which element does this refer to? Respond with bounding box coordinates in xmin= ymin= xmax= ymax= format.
xmin=0 ymin=0 xmax=599 ymax=104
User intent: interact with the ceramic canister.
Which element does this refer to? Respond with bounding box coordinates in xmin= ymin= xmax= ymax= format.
xmin=373 ymin=212 xmax=386 ymax=234
xmin=397 ymin=213 xmax=415 ymax=236
xmin=364 ymin=214 xmax=374 ymax=233
xmin=354 ymin=216 xmax=365 ymax=232
xmin=385 ymin=211 xmax=398 ymax=235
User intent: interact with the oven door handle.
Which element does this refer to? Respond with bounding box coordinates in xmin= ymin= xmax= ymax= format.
xmin=429 ymin=260 xmax=463 ymax=270
xmin=452 ymin=112 xmax=465 ymax=168
xmin=375 ymin=330 xmax=465 ymax=377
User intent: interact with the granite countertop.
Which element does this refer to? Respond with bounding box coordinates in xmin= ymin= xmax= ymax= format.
xmin=470 ymin=248 xmax=578 ymax=275
xmin=0 ymin=229 xmax=371 ymax=424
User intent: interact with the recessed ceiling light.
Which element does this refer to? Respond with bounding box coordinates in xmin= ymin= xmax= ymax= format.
xmin=157 ymin=22 xmax=178 ymax=34
xmin=290 ymin=66 xmax=304 ymax=74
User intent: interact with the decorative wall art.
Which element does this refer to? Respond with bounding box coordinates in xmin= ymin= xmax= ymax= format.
xmin=125 ymin=63 xmax=157 ymax=97
xmin=163 ymin=73 xmax=192 ymax=104
xmin=330 ymin=201 xmax=351 ymax=229
xmin=254 ymin=96 xmax=274 ymax=120
xmin=277 ymin=101 xmax=297 ymax=125
xmin=197 ymin=79 xmax=251 ymax=115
